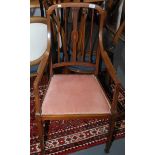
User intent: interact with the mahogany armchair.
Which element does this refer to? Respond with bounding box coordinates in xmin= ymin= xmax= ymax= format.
xmin=33 ymin=3 xmax=120 ymax=154
xmin=30 ymin=17 xmax=51 ymax=77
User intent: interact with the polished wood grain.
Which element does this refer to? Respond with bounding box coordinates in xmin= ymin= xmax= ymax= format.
xmin=43 ymin=0 xmax=107 ymax=10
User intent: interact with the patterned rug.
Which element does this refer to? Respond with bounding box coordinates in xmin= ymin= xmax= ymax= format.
xmin=30 ymin=77 xmax=125 ymax=155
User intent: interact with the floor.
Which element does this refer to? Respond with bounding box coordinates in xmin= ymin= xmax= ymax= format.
xmin=69 ymin=138 xmax=125 ymax=155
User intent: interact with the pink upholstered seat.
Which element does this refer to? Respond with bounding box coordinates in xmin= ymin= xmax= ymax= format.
xmin=42 ymin=75 xmax=111 ymax=115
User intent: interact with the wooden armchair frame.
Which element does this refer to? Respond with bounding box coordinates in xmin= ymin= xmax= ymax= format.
xmin=33 ymin=3 xmax=120 ymax=154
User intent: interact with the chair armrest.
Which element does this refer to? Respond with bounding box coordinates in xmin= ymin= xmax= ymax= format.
xmin=99 ymin=37 xmax=121 ymax=114
xmin=33 ymin=52 xmax=49 ymax=114
xmin=99 ymin=43 xmax=119 ymax=84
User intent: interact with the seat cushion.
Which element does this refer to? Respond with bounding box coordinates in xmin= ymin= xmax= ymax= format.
xmin=42 ymin=75 xmax=111 ymax=115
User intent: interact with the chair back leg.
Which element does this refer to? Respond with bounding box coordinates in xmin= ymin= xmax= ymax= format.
xmin=105 ymin=115 xmax=116 ymax=153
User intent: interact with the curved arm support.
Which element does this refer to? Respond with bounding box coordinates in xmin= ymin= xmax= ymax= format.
xmin=33 ymin=52 xmax=49 ymax=115
xmin=99 ymin=12 xmax=121 ymax=114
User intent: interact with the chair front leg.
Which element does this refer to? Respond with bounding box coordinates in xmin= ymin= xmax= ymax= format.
xmin=36 ymin=116 xmax=45 ymax=154
xmin=105 ymin=115 xmax=115 ymax=153
xmin=44 ymin=120 xmax=50 ymax=141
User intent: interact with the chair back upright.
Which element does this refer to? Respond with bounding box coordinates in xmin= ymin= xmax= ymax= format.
xmin=47 ymin=3 xmax=107 ymax=75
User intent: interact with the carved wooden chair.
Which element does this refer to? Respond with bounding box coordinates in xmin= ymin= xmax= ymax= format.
xmin=34 ymin=3 xmax=120 ymax=154
xmin=30 ymin=17 xmax=51 ymax=77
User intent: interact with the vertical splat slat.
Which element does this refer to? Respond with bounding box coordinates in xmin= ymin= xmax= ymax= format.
xmin=71 ymin=8 xmax=79 ymax=62
xmin=53 ymin=9 xmax=68 ymax=62
xmin=88 ymin=9 xmax=94 ymax=62
xmin=95 ymin=46 xmax=100 ymax=75
xmin=63 ymin=8 xmax=68 ymax=61
xmin=56 ymin=8 xmax=61 ymax=63
xmin=77 ymin=8 xmax=87 ymax=61
xmin=57 ymin=24 xmax=61 ymax=63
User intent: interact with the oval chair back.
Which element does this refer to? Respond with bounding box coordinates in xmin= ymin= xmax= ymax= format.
xmin=30 ymin=17 xmax=51 ymax=77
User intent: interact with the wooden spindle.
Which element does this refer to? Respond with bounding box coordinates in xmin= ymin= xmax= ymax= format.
xmin=71 ymin=8 xmax=79 ymax=61
xmin=56 ymin=8 xmax=61 ymax=62
xmin=88 ymin=9 xmax=94 ymax=62
xmin=63 ymin=8 xmax=68 ymax=61
xmin=81 ymin=8 xmax=87 ymax=61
